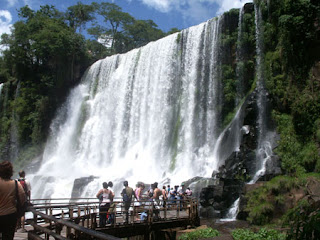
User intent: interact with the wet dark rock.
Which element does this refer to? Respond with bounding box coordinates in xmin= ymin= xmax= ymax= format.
xmin=199 ymin=178 xmax=244 ymax=218
xmin=71 ymin=176 xmax=98 ymax=198
xmin=199 ymin=90 xmax=281 ymax=219
xmin=258 ymin=155 xmax=282 ymax=181
xmin=200 ymin=206 xmax=221 ymax=218
xmin=182 ymin=177 xmax=215 ymax=199
xmin=244 ymin=3 xmax=254 ymax=14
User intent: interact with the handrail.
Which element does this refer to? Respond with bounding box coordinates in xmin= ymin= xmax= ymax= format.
xmin=30 ymin=222 xmax=68 ymax=240
xmin=29 ymin=209 xmax=121 ymax=240
xmin=27 ymin=197 xmax=199 ymax=239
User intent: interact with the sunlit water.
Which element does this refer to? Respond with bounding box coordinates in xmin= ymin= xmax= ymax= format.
xmin=28 ymin=4 xmax=272 ymax=201
xmin=0 ymin=83 xmax=3 ymax=96
xmin=249 ymin=4 xmax=275 ymax=185
xmin=30 ymin=18 xmax=238 ymax=198
xmin=220 ymin=198 xmax=240 ymax=222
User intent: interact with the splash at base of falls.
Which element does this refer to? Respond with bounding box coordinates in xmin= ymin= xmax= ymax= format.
xmin=220 ymin=198 xmax=240 ymax=222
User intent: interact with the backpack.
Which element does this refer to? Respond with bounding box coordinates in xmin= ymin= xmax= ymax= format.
xmin=123 ymin=193 xmax=129 ymax=202
xmin=15 ymin=180 xmax=29 ymax=217
xmin=122 ymin=188 xmax=131 ymax=202
xmin=18 ymin=178 xmax=28 ymax=195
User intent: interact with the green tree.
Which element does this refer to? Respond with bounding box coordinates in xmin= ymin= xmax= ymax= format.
xmin=65 ymin=2 xmax=95 ymax=32
xmin=123 ymin=19 xmax=165 ymax=48
xmin=89 ymin=2 xmax=134 ymax=52
xmin=166 ymin=28 xmax=180 ymax=35
xmin=0 ymin=5 xmax=90 ymax=161
xmin=88 ymin=2 xmax=165 ymax=55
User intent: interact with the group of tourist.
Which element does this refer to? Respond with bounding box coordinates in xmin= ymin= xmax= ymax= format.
xmin=0 ymin=161 xmax=31 ymax=240
xmin=1 ymin=159 xmax=195 ymax=236
xmin=96 ymin=180 xmax=193 ymax=226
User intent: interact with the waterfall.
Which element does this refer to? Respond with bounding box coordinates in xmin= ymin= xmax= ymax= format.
xmin=249 ymin=3 xmax=275 ymax=184
xmin=0 ymin=83 xmax=3 ymax=96
xmin=217 ymin=8 xmax=246 ymax=220
xmin=235 ymin=7 xmax=245 ymax=105
xmin=221 ymin=198 xmax=240 ymax=221
xmin=0 ymin=84 xmax=3 ymax=101
xmin=31 ymin=17 xmax=230 ymax=198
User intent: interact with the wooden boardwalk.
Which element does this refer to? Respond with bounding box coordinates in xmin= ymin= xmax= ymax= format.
xmin=14 ymin=228 xmax=30 ymax=240
xmin=15 ymin=198 xmax=199 ymax=240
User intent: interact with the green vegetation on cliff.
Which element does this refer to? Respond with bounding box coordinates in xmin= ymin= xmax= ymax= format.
xmin=257 ymin=0 xmax=320 ymax=174
xmin=0 ymin=5 xmax=90 ymax=164
xmin=240 ymin=0 xmax=320 ymax=230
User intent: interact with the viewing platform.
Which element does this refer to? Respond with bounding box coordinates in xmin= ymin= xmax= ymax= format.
xmin=15 ymin=197 xmax=200 ymax=240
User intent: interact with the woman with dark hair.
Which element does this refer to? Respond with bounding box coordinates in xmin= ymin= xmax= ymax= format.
xmin=0 ymin=161 xmax=26 ymax=239
xmin=96 ymin=182 xmax=113 ymax=227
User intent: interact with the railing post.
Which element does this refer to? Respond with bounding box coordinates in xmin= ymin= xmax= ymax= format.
xmin=32 ymin=212 xmax=39 ymax=238
xmin=150 ymin=201 xmax=154 ymax=223
xmin=46 ymin=207 xmax=53 ymax=240
xmin=90 ymin=212 xmax=96 ymax=229
xmin=87 ymin=207 xmax=90 ymax=228
xmin=45 ymin=208 xmax=49 ymax=222
xmin=67 ymin=207 xmax=73 ymax=237
xmin=82 ymin=207 xmax=85 ymax=227
xmin=164 ymin=200 xmax=167 ymax=220
xmin=133 ymin=205 xmax=136 ymax=222
xmin=177 ymin=200 xmax=179 ymax=218
xmin=113 ymin=203 xmax=116 ymax=227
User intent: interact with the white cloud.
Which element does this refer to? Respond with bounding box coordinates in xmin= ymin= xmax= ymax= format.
xmin=215 ymin=0 xmax=252 ymax=14
xmin=140 ymin=0 xmax=171 ymax=12
xmin=138 ymin=0 xmax=252 ymax=26
xmin=0 ymin=10 xmax=12 ymax=36
xmin=6 ymin=0 xmax=18 ymax=8
xmin=0 ymin=10 xmax=12 ymax=53
xmin=23 ymin=0 xmax=37 ymax=9
xmin=6 ymin=0 xmax=33 ymax=9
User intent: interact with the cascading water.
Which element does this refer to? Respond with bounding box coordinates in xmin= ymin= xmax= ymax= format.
xmin=29 ymin=2 xmax=273 ymax=202
xmin=0 ymin=83 xmax=3 ymax=97
xmin=217 ymin=7 xmax=246 ymax=220
xmin=235 ymin=7 xmax=245 ymax=106
xmin=31 ymin=17 xmax=232 ymax=198
xmin=249 ymin=3 xmax=276 ymax=184
xmin=221 ymin=198 xmax=240 ymax=221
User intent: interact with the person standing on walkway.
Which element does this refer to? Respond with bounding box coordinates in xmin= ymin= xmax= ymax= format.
xmin=177 ymin=183 xmax=186 ymax=210
xmin=96 ymin=182 xmax=113 ymax=227
xmin=107 ymin=181 xmax=115 ymax=224
xmin=121 ymin=180 xmax=134 ymax=224
xmin=0 ymin=161 xmax=26 ymax=240
xmin=161 ymin=186 xmax=167 ymax=207
xmin=17 ymin=170 xmax=31 ymax=231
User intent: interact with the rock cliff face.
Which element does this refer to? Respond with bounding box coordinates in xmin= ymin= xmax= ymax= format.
xmin=71 ymin=176 xmax=97 ymax=198
xmin=197 ymin=89 xmax=282 ymax=218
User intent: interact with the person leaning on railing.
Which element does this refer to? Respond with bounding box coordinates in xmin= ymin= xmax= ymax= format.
xmin=0 ymin=161 xmax=26 ymax=240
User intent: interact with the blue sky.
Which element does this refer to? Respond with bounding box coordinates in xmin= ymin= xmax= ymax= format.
xmin=0 ymin=0 xmax=252 ymax=38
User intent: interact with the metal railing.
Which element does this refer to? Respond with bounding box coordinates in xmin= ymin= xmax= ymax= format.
xmin=27 ymin=197 xmax=199 ymax=239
